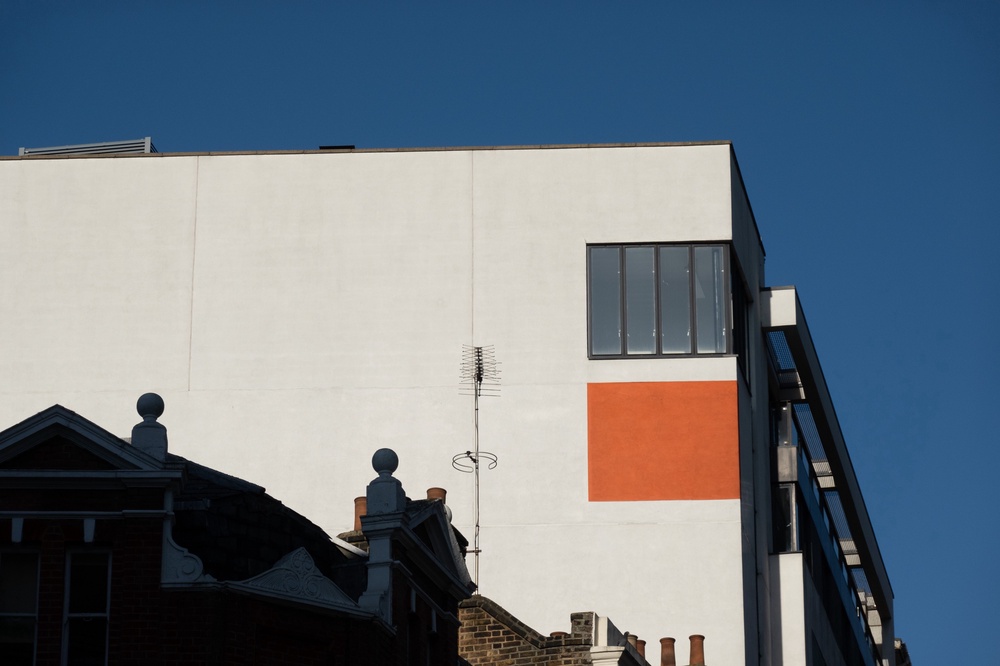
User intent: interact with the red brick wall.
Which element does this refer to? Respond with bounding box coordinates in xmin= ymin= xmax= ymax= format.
xmin=0 ymin=490 xmax=166 ymax=666
xmin=107 ymin=517 xmax=166 ymax=664
xmin=459 ymin=597 xmax=594 ymax=666
xmin=3 ymin=477 xmax=467 ymax=665
xmin=3 ymin=505 xmax=461 ymax=666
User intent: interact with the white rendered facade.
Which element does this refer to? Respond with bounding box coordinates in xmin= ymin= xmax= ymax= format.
xmin=0 ymin=143 xmax=893 ymax=665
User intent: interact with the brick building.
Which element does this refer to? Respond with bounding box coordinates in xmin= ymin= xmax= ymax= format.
xmin=0 ymin=394 xmax=475 ymax=665
xmin=458 ymin=595 xmax=711 ymax=666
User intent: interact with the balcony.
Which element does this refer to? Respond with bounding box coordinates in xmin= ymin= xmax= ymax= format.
xmin=763 ymin=287 xmax=893 ymax=666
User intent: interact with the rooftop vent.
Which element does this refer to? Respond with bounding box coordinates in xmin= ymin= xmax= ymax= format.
xmin=19 ymin=137 xmax=157 ymax=156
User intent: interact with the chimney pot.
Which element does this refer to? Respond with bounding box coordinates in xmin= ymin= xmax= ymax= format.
xmin=660 ymin=637 xmax=676 ymax=666
xmin=353 ymin=496 xmax=367 ymax=531
xmin=549 ymin=631 xmax=569 ymax=638
xmin=427 ymin=487 xmax=447 ymax=503
xmin=637 ymin=639 xmax=646 ymax=658
xmin=627 ymin=633 xmax=638 ymax=649
xmin=689 ymin=634 xmax=705 ymax=666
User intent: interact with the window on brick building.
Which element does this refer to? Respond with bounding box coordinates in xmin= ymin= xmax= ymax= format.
xmin=0 ymin=551 xmax=39 ymax=666
xmin=63 ymin=552 xmax=110 ymax=666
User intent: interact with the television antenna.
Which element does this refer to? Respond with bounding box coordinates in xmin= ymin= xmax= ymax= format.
xmin=453 ymin=345 xmax=500 ymax=589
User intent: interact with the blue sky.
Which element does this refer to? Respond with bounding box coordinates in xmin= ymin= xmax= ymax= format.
xmin=2 ymin=2 xmax=998 ymax=662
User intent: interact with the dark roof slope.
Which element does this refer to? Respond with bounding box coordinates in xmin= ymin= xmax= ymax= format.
xmin=169 ymin=454 xmax=366 ymax=598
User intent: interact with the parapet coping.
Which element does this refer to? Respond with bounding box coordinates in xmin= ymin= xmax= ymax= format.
xmin=2 ymin=140 xmax=734 ymax=161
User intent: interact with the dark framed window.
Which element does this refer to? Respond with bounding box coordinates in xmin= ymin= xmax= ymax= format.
xmin=588 ymin=244 xmax=731 ymax=358
xmin=0 ymin=551 xmax=39 ymax=666
xmin=63 ymin=552 xmax=110 ymax=666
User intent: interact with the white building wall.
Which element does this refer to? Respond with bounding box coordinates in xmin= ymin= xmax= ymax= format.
xmin=0 ymin=156 xmax=198 ymax=395
xmin=773 ymin=553 xmax=808 ymax=666
xmin=0 ymin=144 xmax=753 ymax=663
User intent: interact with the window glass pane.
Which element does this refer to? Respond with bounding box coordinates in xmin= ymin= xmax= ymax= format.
xmin=0 ymin=618 xmax=36 ymax=666
xmin=774 ymin=485 xmax=795 ymax=552
xmin=589 ymin=247 xmax=622 ymax=355
xmin=68 ymin=554 xmax=109 ymax=614
xmin=694 ymin=246 xmax=727 ymax=353
xmin=658 ymin=247 xmax=691 ymax=353
xmin=625 ymin=247 xmax=656 ymax=354
xmin=66 ymin=617 xmax=107 ymax=666
xmin=0 ymin=553 xmax=38 ymax=613
xmin=0 ymin=554 xmax=38 ymax=666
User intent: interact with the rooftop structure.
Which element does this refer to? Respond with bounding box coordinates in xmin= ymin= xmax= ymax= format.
xmin=17 ymin=137 xmax=157 ymax=156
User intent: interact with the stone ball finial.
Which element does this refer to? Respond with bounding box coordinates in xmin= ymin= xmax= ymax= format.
xmin=372 ymin=448 xmax=399 ymax=476
xmin=136 ymin=393 xmax=165 ymax=420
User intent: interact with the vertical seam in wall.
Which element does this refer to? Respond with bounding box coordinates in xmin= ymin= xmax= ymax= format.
xmin=187 ymin=157 xmax=200 ymax=391
xmin=470 ymin=150 xmax=476 ymax=344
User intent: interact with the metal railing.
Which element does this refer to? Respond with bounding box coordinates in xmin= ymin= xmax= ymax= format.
xmin=791 ymin=411 xmax=882 ymax=666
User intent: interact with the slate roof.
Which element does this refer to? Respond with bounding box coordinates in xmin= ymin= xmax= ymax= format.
xmin=168 ymin=453 xmax=368 ymax=598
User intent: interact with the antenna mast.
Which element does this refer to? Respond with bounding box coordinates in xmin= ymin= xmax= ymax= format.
xmin=454 ymin=345 xmax=499 ymax=589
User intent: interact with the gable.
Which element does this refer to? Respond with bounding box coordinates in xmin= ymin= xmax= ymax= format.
xmin=228 ymin=547 xmax=366 ymax=617
xmin=0 ymin=434 xmax=118 ymax=471
xmin=0 ymin=405 xmax=165 ymax=473
xmin=404 ymin=502 xmax=474 ymax=592
xmin=411 ymin=519 xmax=435 ymax=553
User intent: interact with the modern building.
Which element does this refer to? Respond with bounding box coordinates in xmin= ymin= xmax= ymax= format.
xmin=0 ymin=142 xmax=898 ymax=665
xmin=0 ymin=394 xmax=475 ymax=665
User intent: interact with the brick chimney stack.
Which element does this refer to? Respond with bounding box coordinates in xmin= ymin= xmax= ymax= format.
xmin=353 ymin=496 xmax=367 ymax=531
xmin=688 ymin=634 xmax=705 ymax=666
xmin=660 ymin=637 xmax=676 ymax=666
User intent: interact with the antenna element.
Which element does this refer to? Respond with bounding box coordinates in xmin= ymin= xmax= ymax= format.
xmin=453 ymin=345 xmax=500 ymax=589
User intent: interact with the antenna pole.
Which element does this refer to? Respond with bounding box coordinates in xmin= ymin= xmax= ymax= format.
xmin=472 ymin=353 xmax=482 ymax=586
xmin=455 ymin=346 xmax=499 ymax=591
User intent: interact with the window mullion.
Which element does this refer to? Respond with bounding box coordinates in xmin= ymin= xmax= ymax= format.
xmin=653 ymin=246 xmax=661 ymax=355
xmin=688 ymin=246 xmax=697 ymax=352
xmin=619 ymin=246 xmax=627 ymax=357
xmin=724 ymin=245 xmax=732 ymax=355
xmin=728 ymin=248 xmax=734 ymax=356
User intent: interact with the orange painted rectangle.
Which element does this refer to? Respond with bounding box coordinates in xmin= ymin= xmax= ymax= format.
xmin=588 ymin=381 xmax=739 ymax=501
